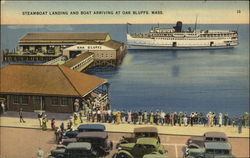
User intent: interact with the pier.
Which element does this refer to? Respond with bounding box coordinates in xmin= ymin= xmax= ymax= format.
xmin=2 ymin=32 xmax=126 ymax=70
xmin=63 ymin=52 xmax=94 ymax=71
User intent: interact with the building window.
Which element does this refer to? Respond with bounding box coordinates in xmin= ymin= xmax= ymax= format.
xmin=33 ymin=96 xmax=41 ymax=105
xmin=13 ymin=95 xmax=20 ymax=104
xmin=21 ymin=96 xmax=29 ymax=105
xmin=61 ymin=97 xmax=69 ymax=106
xmin=51 ymin=97 xmax=59 ymax=105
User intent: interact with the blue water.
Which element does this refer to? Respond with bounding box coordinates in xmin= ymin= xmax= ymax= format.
xmin=1 ymin=24 xmax=249 ymax=115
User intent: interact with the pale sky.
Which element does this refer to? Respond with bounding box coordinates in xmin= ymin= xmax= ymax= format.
xmin=1 ymin=1 xmax=249 ymax=24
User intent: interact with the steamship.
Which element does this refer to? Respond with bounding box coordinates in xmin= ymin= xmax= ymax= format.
xmin=126 ymin=21 xmax=239 ymax=49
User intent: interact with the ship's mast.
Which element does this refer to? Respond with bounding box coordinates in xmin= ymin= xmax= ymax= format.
xmin=194 ymin=15 xmax=198 ymax=32
xmin=127 ymin=22 xmax=131 ymax=34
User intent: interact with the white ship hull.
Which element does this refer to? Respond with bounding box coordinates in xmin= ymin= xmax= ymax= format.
xmin=127 ymin=34 xmax=238 ymax=50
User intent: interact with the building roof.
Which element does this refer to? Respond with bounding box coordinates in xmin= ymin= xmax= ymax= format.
xmin=19 ymin=33 xmax=109 ymax=41
xmin=136 ymin=138 xmax=158 ymax=145
xmin=204 ymin=142 xmax=231 ymax=150
xmin=102 ymin=40 xmax=123 ymax=50
xmin=77 ymin=124 xmax=106 ymax=132
xmin=204 ymin=132 xmax=227 ymax=139
xmin=63 ymin=52 xmax=94 ymax=68
xmin=0 ymin=64 xmax=106 ymax=96
xmin=76 ymin=131 xmax=108 ymax=139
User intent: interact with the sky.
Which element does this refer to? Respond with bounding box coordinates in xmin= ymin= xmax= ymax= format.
xmin=1 ymin=1 xmax=249 ymax=24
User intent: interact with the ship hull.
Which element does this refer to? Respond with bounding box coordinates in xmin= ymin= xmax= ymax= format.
xmin=127 ymin=44 xmax=236 ymax=50
xmin=127 ymin=34 xmax=238 ymax=50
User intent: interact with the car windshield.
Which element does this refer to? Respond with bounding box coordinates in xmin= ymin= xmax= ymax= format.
xmin=79 ymin=138 xmax=103 ymax=145
xmin=205 ymin=137 xmax=213 ymax=141
xmin=67 ymin=149 xmax=90 ymax=157
xmin=206 ymin=149 xmax=214 ymax=154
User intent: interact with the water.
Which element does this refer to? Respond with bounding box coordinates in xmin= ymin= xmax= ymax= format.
xmin=1 ymin=24 xmax=249 ymax=115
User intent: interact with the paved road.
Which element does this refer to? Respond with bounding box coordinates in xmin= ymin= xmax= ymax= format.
xmin=0 ymin=127 xmax=249 ymax=158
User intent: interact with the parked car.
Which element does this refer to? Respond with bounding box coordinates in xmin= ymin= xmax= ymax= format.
xmin=49 ymin=142 xmax=98 ymax=158
xmin=113 ymin=137 xmax=166 ymax=158
xmin=186 ymin=132 xmax=228 ymax=148
xmin=116 ymin=127 xmax=160 ymax=148
xmin=183 ymin=142 xmax=235 ymax=158
xmin=183 ymin=132 xmax=234 ymax=158
xmin=62 ymin=124 xmax=106 ymax=143
xmin=76 ymin=131 xmax=113 ymax=156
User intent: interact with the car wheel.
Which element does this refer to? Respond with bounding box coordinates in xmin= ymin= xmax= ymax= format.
xmin=117 ymin=152 xmax=133 ymax=158
xmin=56 ymin=154 xmax=64 ymax=158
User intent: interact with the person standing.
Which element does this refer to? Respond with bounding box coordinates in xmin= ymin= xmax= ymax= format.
xmin=238 ymin=116 xmax=243 ymax=134
xmin=243 ymin=112 xmax=249 ymax=127
xmin=149 ymin=111 xmax=154 ymax=124
xmin=107 ymin=109 xmax=111 ymax=123
xmin=127 ymin=111 xmax=132 ymax=124
xmin=166 ymin=113 xmax=170 ymax=125
xmin=198 ymin=112 xmax=203 ymax=124
xmin=19 ymin=108 xmax=25 ymax=123
xmin=160 ymin=111 xmax=165 ymax=125
xmin=143 ymin=111 xmax=148 ymax=124
xmin=73 ymin=113 xmax=79 ymax=125
xmin=121 ymin=110 xmax=126 ymax=123
xmin=116 ymin=111 xmax=121 ymax=124
xmin=170 ymin=112 xmax=173 ymax=126
xmin=42 ymin=116 xmax=48 ymax=131
xmin=211 ymin=113 xmax=215 ymax=127
xmin=79 ymin=110 xmax=83 ymax=123
xmin=224 ymin=113 xmax=229 ymax=126
xmin=38 ymin=112 xmax=43 ymax=127
xmin=179 ymin=112 xmax=183 ymax=126
xmin=190 ymin=112 xmax=195 ymax=127
xmin=51 ymin=118 xmax=55 ymax=130
xmin=183 ymin=113 xmax=188 ymax=126
xmin=97 ymin=109 xmax=101 ymax=122
xmin=37 ymin=147 xmax=44 ymax=158
xmin=213 ymin=113 xmax=217 ymax=126
xmin=155 ymin=111 xmax=159 ymax=125
xmin=1 ymin=102 xmax=5 ymax=114
xmin=92 ymin=110 xmax=96 ymax=122
xmin=174 ymin=112 xmax=177 ymax=126
xmin=133 ymin=111 xmax=137 ymax=125
xmin=138 ymin=111 xmax=142 ymax=124
xmin=60 ymin=122 xmax=64 ymax=132
xmin=219 ymin=113 xmax=223 ymax=127
xmin=232 ymin=116 xmax=236 ymax=127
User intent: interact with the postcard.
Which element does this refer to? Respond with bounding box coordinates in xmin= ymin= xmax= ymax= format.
xmin=0 ymin=1 xmax=249 ymax=158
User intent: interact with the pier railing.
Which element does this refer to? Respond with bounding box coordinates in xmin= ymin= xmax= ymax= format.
xmin=43 ymin=56 xmax=67 ymax=65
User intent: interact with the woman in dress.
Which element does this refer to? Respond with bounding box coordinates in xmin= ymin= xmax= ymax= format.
xmin=127 ymin=111 xmax=132 ymax=124
xmin=116 ymin=111 xmax=121 ymax=124
xmin=183 ymin=113 xmax=188 ymax=126
xmin=51 ymin=118 xmax=55 ymax=130
xmin=219 ymin=113 xmax=223 ymax=127
xmin=149 ymin=111 xmax=154 ymax=124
